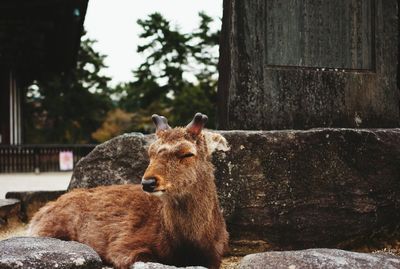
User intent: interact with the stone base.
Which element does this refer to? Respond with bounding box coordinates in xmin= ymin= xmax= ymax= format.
xmin=0 ymin=237 xmax=102 ymax=269
xmin=6 ymin=191 xmax=65 ymax=222
xmin=69 ymin=129 xmax=400 ymax=250
xmin=239 ymin=249 xmax=400 ymax=269
xmin=0 ymin=199 xmax=20 ymax=230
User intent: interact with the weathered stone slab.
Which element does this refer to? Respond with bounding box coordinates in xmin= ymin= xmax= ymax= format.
xmin=266 ymin=0 xmax=374 ymax=70
xmin=0 ymin=199 xmax=20 ymax=227
xmin=69 ymin=129 xmax=400 ymax=250
xmin=131 ymin=262 xmax=206 ymax=269
xmin=0 ymin=199 xmax=20 ymax=208
xmin=0 ymin=199 xmax=20 ymax=216
xmin=0 ymin=237 xmax=102 ymax=269
xmin=218 ymin=0 xmax=399 ymax=129
xmin=6 ymin=191 xmax=65 ymax=222
xmin=239 ymin=249 xmax=400 ymax=269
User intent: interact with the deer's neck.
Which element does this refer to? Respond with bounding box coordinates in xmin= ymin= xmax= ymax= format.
xmin=161 ymin=173 xmax=219 ymax=243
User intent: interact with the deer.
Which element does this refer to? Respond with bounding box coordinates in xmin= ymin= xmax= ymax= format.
xmin=28 ymin=113 xmax=230 ymax=269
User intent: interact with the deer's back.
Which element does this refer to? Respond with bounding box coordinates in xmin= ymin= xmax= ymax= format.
xmin=29 ymin=184 xmax=162 ymax=259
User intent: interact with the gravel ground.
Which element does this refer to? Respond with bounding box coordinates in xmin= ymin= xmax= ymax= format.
xmin=0 ymin=223 xmax=28 ymax=240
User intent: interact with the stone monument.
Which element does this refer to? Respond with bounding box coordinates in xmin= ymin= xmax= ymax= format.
xmin=218 ymin=0 xmax=399 ymax=129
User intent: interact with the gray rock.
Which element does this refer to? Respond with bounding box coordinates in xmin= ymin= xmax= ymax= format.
xmin=131 ymin=262 xmax=206 ymax=269
xmin=0 ymin=199 xmax=20 ymax=226
xmin=0 ymin=237 xmax=102 ymax=269
xmin=6 ymin=191 xmax=65 ymax=222
xmin=218 ymin=1 xmax=399 ymax=130
xmin=239 ymin=249 xmax=400 ymax=269
xmin=0 ymin=199 xmax=20 ymax=208
xmin=69 ymin=133 xmax=155 ymax=189
xmin=69 ymin=129 xmax=400 ymax=250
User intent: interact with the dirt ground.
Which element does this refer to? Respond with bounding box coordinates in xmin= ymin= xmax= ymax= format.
xmin=0 ymin=222 xmax=27 ymax=240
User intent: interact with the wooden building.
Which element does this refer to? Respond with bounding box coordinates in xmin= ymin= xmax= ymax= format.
xmin=0 ymin=0 xmax=88 ymax=145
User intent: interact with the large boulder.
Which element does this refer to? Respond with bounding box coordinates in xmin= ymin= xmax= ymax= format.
xmin=0 ymin=237 xmax=102 ymax=269
xmin=239 ymin=249 xmax=400 ymax=269
xmin=69 ymin=129 xmax=400 ymax=250
xmin=69 ymin=133 xmax=154 ymax=189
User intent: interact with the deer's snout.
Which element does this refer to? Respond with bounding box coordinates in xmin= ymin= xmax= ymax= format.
xmin=141 ymin=178 xmax=157 ymax=193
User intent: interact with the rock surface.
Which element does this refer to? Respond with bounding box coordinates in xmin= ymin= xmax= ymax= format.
xmin=131 ymin=262 xmax=206 ymax=269
xmin=218 ymin=1 xmax=399 ymax=129
xmin=69 ymin=133 xmax=155 ymax=189
xmin=0 ymin=199 xmax=20 ymax=217
xmin=0 ymin=237 xmax=102 ymax=269
xmin=0 ymin=199 xmax=21 ymax=227
xmin=6 ymin=191 xmax=65 ymax=222
xmin=239 ymin=249 xmax=400 ymax=269
xmin=69 ymin=129 xmax=400 ymax=250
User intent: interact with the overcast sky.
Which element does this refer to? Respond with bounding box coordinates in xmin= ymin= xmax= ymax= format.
xmin=84 ymin=1 xmax=223 ymax=86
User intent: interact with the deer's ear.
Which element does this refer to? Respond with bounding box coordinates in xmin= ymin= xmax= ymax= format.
xmin=203 ymin=132 xmax=230 ymax=155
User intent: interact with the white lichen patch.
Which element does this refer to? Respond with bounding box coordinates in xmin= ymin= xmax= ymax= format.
xmin=227 ymin=161 xmax=234 ymax=175
xmin=354 ymin=112 xmax=362 ymax=127
xmin=13 ymin=261 xmax=24 ymax=267
xmin=132 ymin=262 xmax=147 ymax=269
xmin=70 ymin=257 xmax=86 ymax=266
xmin=33 ymin=253 xmax=43 ymax=259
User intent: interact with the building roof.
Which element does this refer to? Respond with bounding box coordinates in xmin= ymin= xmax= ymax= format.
xmin=0 ymin=0 xmax=88 ymax=75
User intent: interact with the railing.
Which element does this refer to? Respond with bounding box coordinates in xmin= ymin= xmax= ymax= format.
xmin=0 ymin=144 xmax=96 ymax=173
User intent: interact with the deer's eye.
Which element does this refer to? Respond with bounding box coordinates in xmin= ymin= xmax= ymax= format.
xmin=178 ymin=152 xmax=195 ymax=159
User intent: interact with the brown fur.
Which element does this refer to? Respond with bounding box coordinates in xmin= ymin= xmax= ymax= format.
xmin=29 ymin=125 xmax=229 ymax=269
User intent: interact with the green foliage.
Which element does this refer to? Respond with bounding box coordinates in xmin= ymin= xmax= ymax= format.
xmin=119 ymin=12 xmax=220 ymax=128
xmin=91 ymin=108 xmax=133 ymax=143
xmin=24 ymin=12 xmax=220 ymax=143
xmin=24 ymin=32 xmax=114 ymax=144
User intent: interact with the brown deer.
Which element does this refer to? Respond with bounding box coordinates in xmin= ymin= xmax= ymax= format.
xmin=28 ymin=113 xmax=229 ymax=269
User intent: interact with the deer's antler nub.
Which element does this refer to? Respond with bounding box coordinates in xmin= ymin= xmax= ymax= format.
xmin=152 ymin=114 xmax=171 ymax=132
xmin=186 ymin=112 xmax=208 ymax=136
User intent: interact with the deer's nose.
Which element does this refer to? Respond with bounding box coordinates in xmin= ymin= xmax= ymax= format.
xmin=141 ymin=178 xmax=157 ymax=193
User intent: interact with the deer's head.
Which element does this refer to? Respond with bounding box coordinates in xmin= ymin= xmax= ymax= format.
xmin=141 ymin=113 xmax=229 ymax=197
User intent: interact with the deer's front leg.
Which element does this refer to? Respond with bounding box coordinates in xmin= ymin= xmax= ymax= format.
xmin=108 ymin=247 xmax=154 ymax=269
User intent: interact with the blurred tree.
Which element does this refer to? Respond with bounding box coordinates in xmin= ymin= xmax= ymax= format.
xmin=91 ymin=108 xmax=133 ymax=143
xmin=24 ymin=32 xmax=114 ymax=144
xmin=119 ymin=12 xmax=220 ymax=128
xmin=24 ymin=13 xmax=221 ymax=144
xmin=136 ymin=13 xmax=190 ymax=97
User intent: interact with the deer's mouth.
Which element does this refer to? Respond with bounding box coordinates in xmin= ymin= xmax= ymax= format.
xmin=150 ymin=190 xmax=166 ymax=197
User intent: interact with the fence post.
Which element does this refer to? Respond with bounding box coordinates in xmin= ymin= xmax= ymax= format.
xmin=0 ymin=145 xmax=95 ymax=173
xmin=34 ymin=147 xmax=40 ymax=174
